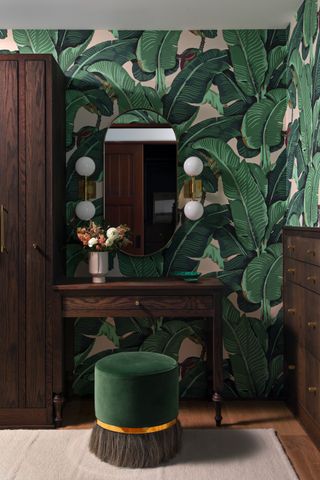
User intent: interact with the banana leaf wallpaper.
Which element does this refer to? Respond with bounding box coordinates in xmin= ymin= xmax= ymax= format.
xmin=287 ymin=0 xmax=320 ymax=228
xmin=0 ymin=0 xmax=319 ymax=399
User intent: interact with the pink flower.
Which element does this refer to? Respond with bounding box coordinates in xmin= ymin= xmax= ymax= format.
xmin=98 ymin=234 xmax=106 ymax=244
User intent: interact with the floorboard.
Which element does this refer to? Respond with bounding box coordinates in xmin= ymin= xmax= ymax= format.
xmin=62 ymin=399 xmax=320 ymax=479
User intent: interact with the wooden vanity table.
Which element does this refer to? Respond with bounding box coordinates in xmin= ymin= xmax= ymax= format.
xmin=53 ymin=277 xmax=224 ymax=427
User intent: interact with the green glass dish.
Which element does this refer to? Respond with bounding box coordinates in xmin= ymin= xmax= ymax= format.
xmin=170 ymin=271 xmax=201 ymax=282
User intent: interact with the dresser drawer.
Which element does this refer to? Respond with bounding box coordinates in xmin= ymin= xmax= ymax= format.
xmin=283 ymin=283 xmax=303 ymax=343
xmin=305 ymin=350 xmax=320 ymax=424
xmin=286 ymin=343 xmax=305 ymax=407
xmin=287 ymin=345 xmax=320 ymax=422
xmin=285 ymin=257 xmax=320 ymax=295
xmin=284 ymin=283 xmax=320 ymax=359
xmin=304 ymin=289 xmax=320 ymax=361
xmin=284 ymin=235 xmax=320 ymax=266
xmin=63 ymin=294 xmax=213 ymax=316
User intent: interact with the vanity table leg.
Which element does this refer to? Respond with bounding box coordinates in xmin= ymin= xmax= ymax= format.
xmin=212 ymin=392 xmax=222 ymax=426
xmin=51 ymin=293 xmax=65 ymax=427
xmin=53 ymin=393 xmax=64 ymax=427
xmin=212 ymin=295 xmax=223 ymax=426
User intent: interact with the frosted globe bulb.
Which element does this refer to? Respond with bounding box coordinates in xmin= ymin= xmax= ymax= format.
xmin=75 ymin=201 xmax=96 ymax=221
xmin=183 ymin=156 xmax=203 ymax=177
xmin=75 ymin=156 xmax=96 ymax=177
xmin=184 ymin=201 xmax=204 ymax=221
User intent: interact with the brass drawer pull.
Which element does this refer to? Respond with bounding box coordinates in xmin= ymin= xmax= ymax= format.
xmin=287 ymin=308 xmax=296 ymax=314
xmin=307 ymin=321 xmax=317 ymax=328
xmin=0 ymin=205 xmax=8 ymax=253
xmin=306 ymin=249 xmax=316 ymax=256
xmin=308 ymin=386 xmax=317 ymax=393
xmin=288 ymin=364 xmax=296 ymax=371
xmin=307 ymin=275 xmax=316 ymax=283
xmin=287 ymin=245 xmax=295 ymax=252
xmin=287 ymin=268 xmax=295 ymax=274
xmin=135 ymin=300 xmax=140 ymax=306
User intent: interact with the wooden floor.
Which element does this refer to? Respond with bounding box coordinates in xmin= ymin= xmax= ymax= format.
xmin=63 ymin=399 xmax=320 ymax=480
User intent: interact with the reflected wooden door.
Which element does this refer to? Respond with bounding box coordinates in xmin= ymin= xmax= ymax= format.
xmin=104 ymin=143 xmax=144 ymax=255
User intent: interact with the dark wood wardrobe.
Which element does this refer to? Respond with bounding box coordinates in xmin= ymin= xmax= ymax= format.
xmin=0 ymin=54 xmax=65 ymax=427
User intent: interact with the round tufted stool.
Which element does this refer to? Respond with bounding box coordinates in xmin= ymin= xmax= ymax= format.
xmin=89 ymin=351 xmax=182 ymax=468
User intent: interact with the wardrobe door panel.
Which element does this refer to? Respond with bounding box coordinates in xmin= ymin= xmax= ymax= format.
xmin=25 ymin=61 xmax=46 ymax=408
xmin=0 ymin=61 xmax=20 ymax=408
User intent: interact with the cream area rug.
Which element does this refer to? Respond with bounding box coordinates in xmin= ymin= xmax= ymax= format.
xmin=0 ymin=428 xmax=297 ymax=480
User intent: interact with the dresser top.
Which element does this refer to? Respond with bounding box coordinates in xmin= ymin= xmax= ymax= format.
xmin=283 ymin=226 xmax=320 ymax=233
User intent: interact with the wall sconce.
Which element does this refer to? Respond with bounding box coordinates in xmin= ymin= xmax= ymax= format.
xmin=75 ymin=156 xmax=96 ymax=221
xmin=183 ymin=156 xmax=204 ymax=221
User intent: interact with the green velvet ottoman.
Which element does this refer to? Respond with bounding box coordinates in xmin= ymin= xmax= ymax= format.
xmin=89 ymin=351 xmax=182 ymax=468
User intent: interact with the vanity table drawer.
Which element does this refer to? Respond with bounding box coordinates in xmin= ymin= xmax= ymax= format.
xmin=285 ymin=258 xmax=320 ymax=295
xmin=63 ymin=295 xmax=213 ymax=316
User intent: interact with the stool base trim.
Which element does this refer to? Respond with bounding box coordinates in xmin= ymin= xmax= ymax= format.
xmin=90 ymin=418 xmax=182 ymax=468
xmin=96 ymin=418 xmax=177 ymax=434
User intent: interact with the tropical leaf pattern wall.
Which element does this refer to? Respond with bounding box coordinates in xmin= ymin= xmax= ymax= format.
xmin=286 ymin=0 xmax=320 ymax=228
xmin=0 ymin=0 xmax=318 ymax=399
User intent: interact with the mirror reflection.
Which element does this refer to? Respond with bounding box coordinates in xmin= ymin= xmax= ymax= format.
xmin=104 ymin=110 xmax=177 ymax=256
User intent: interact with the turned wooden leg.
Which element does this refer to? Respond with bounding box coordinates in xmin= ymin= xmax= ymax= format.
xmin=212 ymin=392 xmax=222 ymax=426
xmin=53 ymin=393 xmax=64 ymax=428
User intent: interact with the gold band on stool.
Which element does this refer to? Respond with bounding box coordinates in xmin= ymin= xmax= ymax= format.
xmin=96 ymin=418 xmax=177 ymax=434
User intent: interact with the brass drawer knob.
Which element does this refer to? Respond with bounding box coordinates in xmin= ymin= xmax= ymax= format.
xmin=308 ymin=386 xmax=317 ymax=393
xmin=135 ymin=300 xmax=140 ymax=306
xmin=306 ymin=249 xmax=316 ymax=256
xmin=307 ymin=275 xmax=316 ymax=283
xmin=307 ymin=321 xmax=317 ymax=328
xmin=287 ymin=308 xmax=296 ymax=314
xmin=32 ymin=243 xmax=39 ymax=250
xmin=287 ymin=268 xmax=296 ymax=274
xmin=288 ymin=364 xmax=296 ymax=371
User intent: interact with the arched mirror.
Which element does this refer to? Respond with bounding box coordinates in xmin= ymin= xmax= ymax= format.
xmin=104 ymin=109 xmax=177 ymax=256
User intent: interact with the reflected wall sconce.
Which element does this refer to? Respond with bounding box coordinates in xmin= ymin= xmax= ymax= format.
xmin=75 ymin=156 xmax=96 ymax=221
xmin=183 ymin=156 xmax=204 ymax=221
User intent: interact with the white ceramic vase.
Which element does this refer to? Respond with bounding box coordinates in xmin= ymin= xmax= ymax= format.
xmin=88 ymin=251 xmax=109 ymax=283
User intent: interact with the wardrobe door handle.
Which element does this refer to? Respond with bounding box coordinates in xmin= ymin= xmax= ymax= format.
xmin=307 ymin=275 xmax=316 ymax=284
xmin=288 ymin=364 xmax=296 ymax=371
xmin=307 ymin=321 xmax=317 ymax=329
xmin=0 ymin=205 xmax=8 ymax=253
xmin=308 ymin=386 xmax=317 ymax=393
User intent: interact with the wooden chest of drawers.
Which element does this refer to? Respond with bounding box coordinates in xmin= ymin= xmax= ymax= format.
xmin=283 ymin=227 xmax=320 ymax=447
